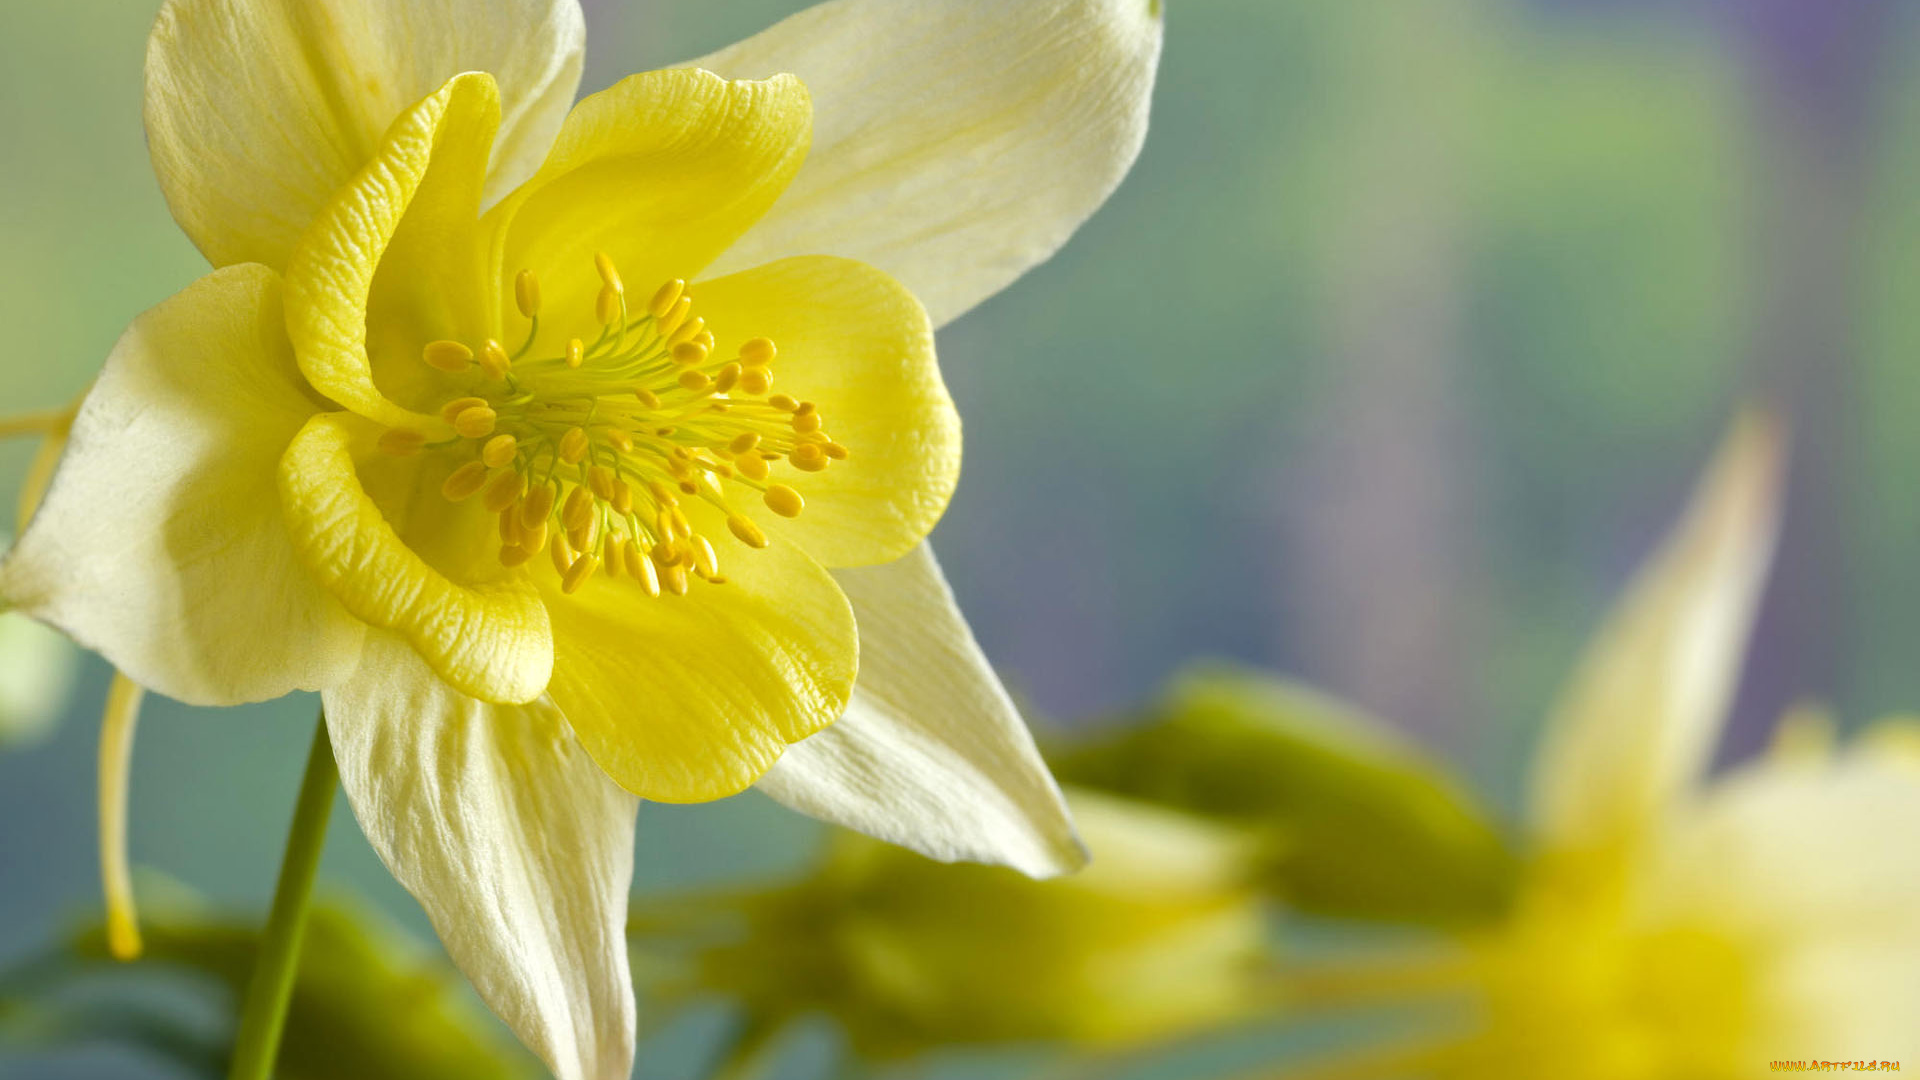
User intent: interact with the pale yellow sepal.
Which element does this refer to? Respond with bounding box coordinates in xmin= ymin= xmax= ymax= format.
xmin=144 ymin=0 xmax=584 ymax=269
xmin=1528 ymin=412 xmax=1784 ymax=864
xmin=278 ymin=413 xmax=553 ymax=705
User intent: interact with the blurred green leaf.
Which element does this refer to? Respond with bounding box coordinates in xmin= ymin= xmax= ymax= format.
xmin=2 ymin=897 xmax=535 ymax=1080
xmin=1047 ymin=664 xmax=1519 ymax=927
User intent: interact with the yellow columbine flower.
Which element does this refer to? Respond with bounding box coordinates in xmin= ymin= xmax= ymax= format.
xmin=645 ymin=789 xmax=1270 ymax=1064
xmin=1279 ymin=416 xmax=1920 ymax=1077
xmin=0 ymin=1 xmax=1164 ymax=1077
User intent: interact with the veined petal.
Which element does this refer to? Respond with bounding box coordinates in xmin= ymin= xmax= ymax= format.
xmin=759 ymin=545 xmax=1085 ymax=878
xmin=0 ymin=265 xmax=364 ymax=705
xmin=323 ymin=631 xmax=637 ymax=1080
xmin=284 ymin=72 xmax=501 ymax=431
xmin=145 ymin=0 xmax=583 ymax=269
xmin=1528 ymin=413 xmax=1784 ymax=860
xmin=542 ymin=504 xmax=857 ymax=804
xmin=486 ymin=68 xmax=811 ymax=349
xmin=691 ymin=257 xmax=959 ymax=568
xmin=694 ymin=0 xmax=1164 ymax=328
xmin=278 ymin=413 xmax=552 ymax=705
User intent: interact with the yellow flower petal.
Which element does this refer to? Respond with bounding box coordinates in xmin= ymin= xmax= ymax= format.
xmin=278 ymin=413 xmax=553 ymax=705
xmin=145 ymin=0 xmax=583 ymax=269
xmin=1528 ymin=412 xmax=1785 ymax=863
xmin=323 ymin=630 xmax=638 ymax=1080
xmin=761 ymin=544 xmax=1086 ymax=877
xmin=0 ymin=265 xmax=365 ymax=705
xmin=695 ymin=0 xmax=1164 ymax=328
xmin=485 ymin=68 xmax=811 ymax=354
xmin=542 ymin=503 xmax=857 ymax=803
xmin=283 ymin=72 xmax=501 ymax=432
xmin=692 ymin=256 xmax=960 ymax=568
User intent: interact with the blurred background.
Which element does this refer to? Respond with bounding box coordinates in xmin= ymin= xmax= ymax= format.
xmin=3 ymin=0 xmax=1918 ymax=1076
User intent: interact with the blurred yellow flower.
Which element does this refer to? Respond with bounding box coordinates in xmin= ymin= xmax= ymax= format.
xmin=1273 ymin=416 xmax=1920 ymax=1078
xmin=0 ymin=0 xmax=1164 ymax=1076
xmin=646 ymin=789 xmax=1271 ymax=1063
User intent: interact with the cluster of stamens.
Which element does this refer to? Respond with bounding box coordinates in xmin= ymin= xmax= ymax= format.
xmin=378 ymin=253 xmax=848 ymax=598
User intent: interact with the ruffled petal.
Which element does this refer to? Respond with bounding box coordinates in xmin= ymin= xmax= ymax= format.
xmin=145 ymin=0 xmax=583 ymax=268
xmin=0 ymin=265 xmax=364 ymax=705
xmin=283 ymin=72 xmax=502 ymax=431
xmin=691 ymin=256 xmax=959 ymax=568
xmin=485 ymin=68 xmax=810 ymax=350
xmin=1528 ymin=413 xmax=1785 ymax=859
xmin=541 ymin=504 xmax=856 ymax=803
xmin=760 ymin=544 xmax=1085 ymax=877
xmin=324 ymin=630 xmax=637 ymax=1080
xmin=694 ymin=0 xmax=1164 ymax=328
xmin=277 ymin=413 xmax=552 ymax=705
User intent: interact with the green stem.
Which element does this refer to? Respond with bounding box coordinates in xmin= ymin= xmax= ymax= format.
xmin=226 ymin=711 xmax=337 ymax=1080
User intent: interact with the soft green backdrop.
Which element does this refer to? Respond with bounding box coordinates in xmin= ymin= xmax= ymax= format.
xmin=3 ymin=0 xmax=1915 ymax=1076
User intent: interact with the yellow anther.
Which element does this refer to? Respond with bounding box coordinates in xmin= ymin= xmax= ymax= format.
xmin=657 ymin=296 xmax=692 ymax=337
xmin=824 ymin=442 xmax=851 ymax=460
xmin=603 ymin=537 xmax=625 ymax=580
xmin=667 ymin=316 xmax=707 ymax=349
xmin=671 ymin=341 xmax=709 ymax=365
xmin=520 ymin=484 xmax=556 ymax=529
xmin=764 ymin=484 xmax=804 ymax=518
xmin=714 ymin=363 xmax=741 ymax=394
xmin=500 ymin=544 xmax=535 ymax=568
xmin=588 ymin=464 xmax=616 ymax=501
xmin=735 ymin=452 xmax=770 ymax=481
xmin=651 ymin=539 xmax=680 ymax=567
xmin=769 ymin=394 xmax=799 ymax=412
xmin=482 ymin=469 xmax=524 ymax=512
xmin=569 ymin=514 xmax=600 ymax=557
xmin=662 ymin=562 xmax=690 ymax=596
xmin=626 ymin=544 xmax=660 ymax=597
xmin=454 ymin=406 xmax=497 ymax=439
xmin=378 ymin=428 xmax=427 ymax=456
xmin=611 ymin=479 xmax=635 ymax=515
xmin=634 ymin=388 xmax=661 ymax=409
xmin=740 ymin=337 xmax=777 ymax=366
xmin=482 ymin=433 xmax=519 ymax=468
xmin=792 ymin=410 xmax=823 ymax=435
xmin=608 ymin=429 xmax=634 ymax=452
xmin=691 ymin=535 xmax=720 ymax=579
xmin=790 ymin=444 xmax=829 ymax=472
xmin=515 ymin=269 xmax=542 ymax=318
xmin=596 ymin=285 xmax=621 ymax=326
xmin=694 ymin=330 xmax=716 ymax=351
xmin=648 ymin=278 xmax=686 ymax=318
xmin=521 ymin=519 xmax=549 ymax=555
xmin=558 ymin=426 xmax=590 ymax=465
xmin=566 ymin=337 xmax=584 ymax=369
xmin=679 ymin=370 xmax=712 ymax=393
xmin=479 ymin=339 xmax=512 ymax=379
xmin=499 ymin=508 xmax=522 ymax=545
xmin=441 ymin=461 xmax=490 ymax=501
xmin=738 ymin=368 xmax=771 ymax=395
xmin=550 ymin=530 xmax=576 ymax=575
xmin=594 ymin=252 xmax=624 ymax=294
xmin=727 ymin=515 xmax=769 ymax=549
xmin=562 ymin=486 xmax=595 ymax=530
xmin=729 ymin=432 xmax=761 ymax=455
xmin=422 ymin=339 xmax=473 ymax=372
xmin=671 ymin=507 xmax=693 ymax=539
xmin=649 ymin=482 xmax=679 ymax=507
xmin=562 ymin=553 xmax=600 ymax=595
xmin=441 ymin=396 xmax=489 ymax=424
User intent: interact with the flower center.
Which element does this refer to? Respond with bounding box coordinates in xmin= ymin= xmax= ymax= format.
xmin=378 ymin=252 xmax=847 ymax=598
